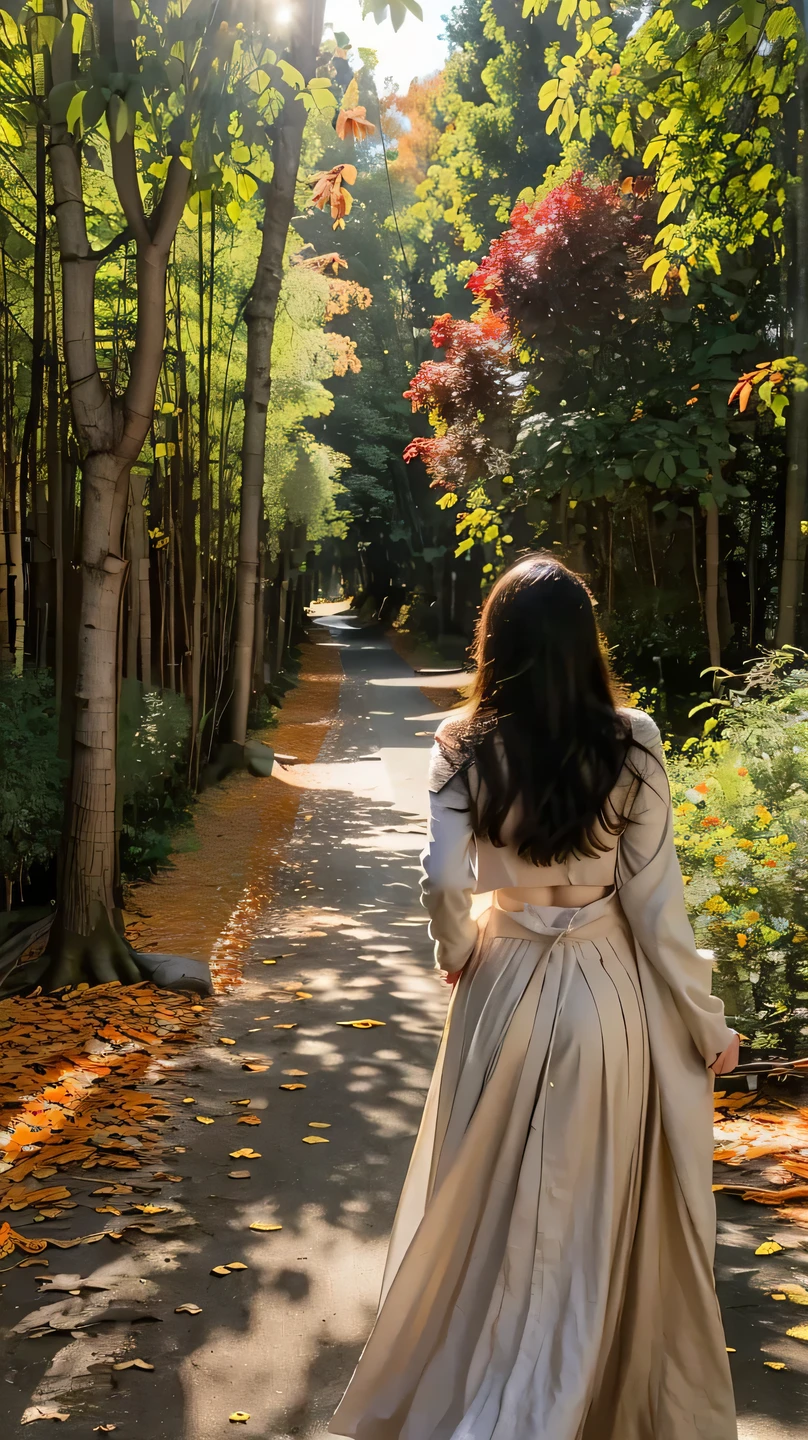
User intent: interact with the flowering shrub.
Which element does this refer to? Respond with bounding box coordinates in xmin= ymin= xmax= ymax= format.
xmin=660 ymin=655 xmax=808 ymax=1054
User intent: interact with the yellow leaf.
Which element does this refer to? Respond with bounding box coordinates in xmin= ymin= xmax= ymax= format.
xmin=302 ymin=1135 xmax=329 ymax=1144
xmin=211 ymin=1265 xmax=231 ymax=1276
xmin=308 ymin=1122 xmax=331 ymax=1128
xmin=229 ymin=1416 xmax=250 ymax=1425
xmin=336 ymin=1018 xmax=386 ymax=1028
xmin=274 ymin=1023 xmax=297 ymax=1029
xmin=230 ymin=1149 xmax=260 ymax=1159
xmin=657 ymin=190 xmax=682 ymax=222
xmin=280 ymin=1083 xmax=306 ymax=1091
xmin=755 ymin=1240 xmax=784 ymax=1255
xmin=650 ymin=257 xmax=670 ymax=294
xmin=771 ymin=1293 xmax=787 ymax=1301
xmin=296 ymin=991 xmax=312 ymax=999
xmin=764 ymin=1361 xmax=787 ymax=1369
xmin=249 ymin=1221 xmax=282 ymax=1231
xmin=175 ymin=1304 xmax=202 ymax=1314
xmin=237 ymin=1115 xmax=261 ymax=1125
xmin=242 ymin=1063 xmax=269 ymax=1072
xmin=196 ymin=1116 xmax=215 ymax=1124
xmin=786 ymin=1324 xmax=808 ymax=1341
xmin=225 ymin=1262 xmax=248 ymax=1270
xmin=219 ymin=1038 xmax=237 ymax=1046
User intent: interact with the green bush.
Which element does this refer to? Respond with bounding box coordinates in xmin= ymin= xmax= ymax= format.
xmin=0 ymin=670 xmax=65 ymax=908
xmin=118 ymin=680 xmax=192 ymax=881
xmin=663 ymin=652 xmax=808 ymax=1056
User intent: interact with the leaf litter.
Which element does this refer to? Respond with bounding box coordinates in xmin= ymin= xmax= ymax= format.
xmin=713 ymin=1091 xmax=808 ymax=1226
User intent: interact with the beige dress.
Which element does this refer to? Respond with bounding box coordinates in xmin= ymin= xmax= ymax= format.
xmin=330 ymin=709 xmax=737 ymax=1440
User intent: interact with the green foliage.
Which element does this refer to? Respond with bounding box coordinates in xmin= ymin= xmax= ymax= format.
xmin=118 ymin=680 xmax=192 ymax=880
xmin=665 ymin=652 xmax=808 ymax=1053
xmin=532 ymin=0 xmax=802 ymax=280
xmin=0 ymin=671 xmax=65 ymax=904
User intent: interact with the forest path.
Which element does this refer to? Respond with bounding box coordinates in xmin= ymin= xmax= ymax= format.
xmin=3 ymin=613 xmax=805 ymax=1438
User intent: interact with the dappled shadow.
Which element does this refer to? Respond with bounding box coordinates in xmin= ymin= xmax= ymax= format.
xmin=4 ymin=616 xmax=804 ymax=1438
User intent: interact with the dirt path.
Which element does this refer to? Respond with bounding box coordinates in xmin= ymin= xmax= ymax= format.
xmin=1 ymin=614 xmax=806 ymax=1437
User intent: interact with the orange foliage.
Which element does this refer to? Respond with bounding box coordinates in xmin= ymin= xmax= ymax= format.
xmin=383 ymin=74 xmax=443 ymax=188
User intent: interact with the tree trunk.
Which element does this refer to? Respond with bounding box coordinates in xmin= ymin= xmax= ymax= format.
xmin=44 ymin=96 xmax=190 ymax=984
xmin=231 ymin=0 xmax=326 ymax=744
xmin=776 ymin=66 xmax=808 ymax=646
xmin=704 ymin=503 xmax=721 ymax=667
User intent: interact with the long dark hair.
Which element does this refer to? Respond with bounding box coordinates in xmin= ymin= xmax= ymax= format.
xmin=450 ymin=552 xmax=634 ymax=865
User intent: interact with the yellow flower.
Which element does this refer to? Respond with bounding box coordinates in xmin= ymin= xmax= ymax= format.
xmin=676 ymin=802 xmax=697 ymax=816
xmin=743 ymin=911 xmax=760 ymax=925
xmin=748 ymin=887 xmax=759 ymax=894
xmin=737 ymin=839 xmax=754 ymax=850
xmin=736 ymin=934 xmax=747 ymax=948
xmin=705 ymin=896 xmax=731 ymax=914
xmin=714 ymin=855 xmax=727 ymax=868
xmin=755 ymin=805 xmax=773 ymax=825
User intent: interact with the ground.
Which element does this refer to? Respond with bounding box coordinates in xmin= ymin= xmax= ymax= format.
xmin=0 ymin=611 xmax=806 ymax=1437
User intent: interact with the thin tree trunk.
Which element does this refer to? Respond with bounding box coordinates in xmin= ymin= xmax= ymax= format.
xmin=704 ymin=504 xmax=721 ymax=667
xmin=231 ymin=0 xmax=326 ymax=744
xmin=776 ymin=67 xmax=808 ymax=645
xmin=46 ymin=85 xmax=190 ymax=982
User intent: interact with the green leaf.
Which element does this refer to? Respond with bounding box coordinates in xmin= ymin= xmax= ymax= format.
xmin=108 ymin=94 xmax=129 ymax=144
xmin=278 ymin=59 xmax=304 ymax=89
xmin=49 ymin=80 xmax=78 ymax=124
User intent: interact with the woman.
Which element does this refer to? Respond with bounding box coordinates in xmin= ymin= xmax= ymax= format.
xmin=330 ymin=553 xmax=738 ymax=1440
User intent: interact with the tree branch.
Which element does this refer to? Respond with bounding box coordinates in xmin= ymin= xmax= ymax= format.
xmin=151 ymin=157 xmax=191 ymax=252
xmin=109 ymin=131 xmax=150 ymax=248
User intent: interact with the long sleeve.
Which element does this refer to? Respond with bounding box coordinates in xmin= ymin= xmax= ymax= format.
xmin=618 ymin=726 xmax=735 ymax=1066
xmin=420 ymin=750 xmax=479 ymax=976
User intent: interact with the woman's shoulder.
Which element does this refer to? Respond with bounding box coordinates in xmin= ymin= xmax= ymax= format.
xmin=618 ymin=706 xmax=662 ymax=750
xmin=429 ymin=713 xmax=475 ymax=794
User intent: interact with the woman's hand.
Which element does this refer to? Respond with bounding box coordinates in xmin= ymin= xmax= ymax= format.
xmin=442 ymin=970 xmax=462 ymax=988
xmin=709 ymin=1030 xmax=740 ymax=1076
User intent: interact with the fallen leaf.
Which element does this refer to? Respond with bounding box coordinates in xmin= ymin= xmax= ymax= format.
xmin=302 ymin=1136 xmax=329 ymax=1145
xmin=225 ymin=1261 xmax=248 ymax=1270
xmin=255 ymin=1016 xmax=272 ymax=1020
xmin=755 ymin=1240 xmax=784 ymax=1255
xmin=764 ymin=1361 xmax=787 ymax=1370
xmin=249 ymin=1222 xmax=282 ymax=1232
xmin=771 ymin=1293 xmax=787 ymax=1301
xmin=182 ymin=1098 xmax=196 ymax=1105
xmin=219 ymin=1039 xmax=237 ymax=1046
xmin=175 ymin=1303 xmax=202 ymax=1315
xmin=296 ymin=992 xmax=313 ymax=999
xmin=232 ymin=1099 xmax=252 ymax=1106
xmin=237 ymin=1115 xmax=261 ymax=1126
xmin=19 ymin=1258 xmax=48 ymax=1269
xmin=131 ymin=1205 xmax=170 ymax=1215
xmin=21 ymin=1410 xmax=71 ymax=1424
xmin=229 ymin=1414 xmax=250 ymax=1424
xmin=113 ymin=1358 xmax=154 ymax=1371
xmin=93 ymin=1426 xmax=117 ymax=1433
xmin=262 ymin=959 xmax=278 ymax=964
xmin=336 ymin=1019 xmax=386 ymax=1028
xmin=779 ymin=1284 xmax=808 ymax=1305
xmin=152 ymin=1174 xmax=183 ymax=1183
xmin=242 ymin=1064 xmax=269 ymax=1073
xmin=308 ymin=1122 xmax=330 ymax=1129
xmin=211 ymin=1266 xmax=231 ymax=1276
xmin=229 ymin=1171 xmax=251 ymax=1179
xmin=230 ymin=1149 xmax=260 ymax=1159
xmin=274 ymin=1024 xmax=297 ymax=1030
xmin=196 ymin=1116 xmax=215 ymax=1125
xmin=280 ymin=1084 xmax=306 ymax=1091
xmin=284 ymin=1069 xmax=308 ymax=1076
xmin=786 ymin=1323 xmax=808 ymax=1341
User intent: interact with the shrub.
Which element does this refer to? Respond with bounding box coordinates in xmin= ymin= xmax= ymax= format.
xmin=663 ymin=652 xmax=808 ymax=1054
xmin=118 ymin=680 xmax=192 ymax=881
xmin=0 ymin=670 xmax=65 ymax=908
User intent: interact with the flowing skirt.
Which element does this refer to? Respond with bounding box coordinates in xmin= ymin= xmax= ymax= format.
xmin=329 ymin=894 xmax=736 ymax=1440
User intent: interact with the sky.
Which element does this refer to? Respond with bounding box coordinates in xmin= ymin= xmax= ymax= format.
xmin=323 ymin=0 xmax=450 ymax=93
